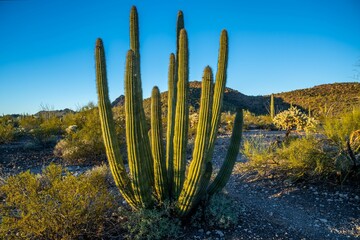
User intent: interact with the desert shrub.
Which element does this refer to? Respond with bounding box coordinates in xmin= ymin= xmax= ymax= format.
xmin=0 ymin=164 xmax=118 ymax=239
xmin=323 ymin=108 xmax=360 ymax=146
xmin=241 ymin=133 xmax=277 ymax=175
xmin=276 ymin=137 xmax=334 ymax=179
xmin=220 ymin=111 xmax=236 ymax=132
xmin=18 ymin=115 xmax=63 ymax=146
xmin=242 ymin=135 xmax=335 ymax=180
xmin=0 ymin=123 xmax=15 ymax=144
xmin=205 ymin=193 xmax=240 ymax=229
xmin=243 ymin=110 xmax=274 ymax=130
xmin=55 ymin=107 xmax=125 ymax=164
xmin=273 ymin=106 xmax=318 ymax=137
xmin=0 ymin=116 xmax=19 ymax=144
xmin=18 ymin=115 xmax=42 ymax=132
xmin=190 ymin=193 xmax=241 ymax=230
xmin=119 ymin=203 xmax=181 ymax=240
xmin=323 ymin=109 xmax=360 ymax=178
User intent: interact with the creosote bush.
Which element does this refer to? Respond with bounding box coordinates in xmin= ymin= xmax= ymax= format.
xmin=242 ymin=135 xmax=335 ymax=180
xmin=0 ymin=123 xmax=15 ymax=144
xmin=54 ymin=106 xmax=126 ymax=164
xmin=0 ymin=164 xmax=118 ymax=239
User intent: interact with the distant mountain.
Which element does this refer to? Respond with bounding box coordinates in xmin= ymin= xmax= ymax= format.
xmin=112 ymin=81 xmax=360 ymax=117
xmin=35 ymin=108 xmax=75 ymax=118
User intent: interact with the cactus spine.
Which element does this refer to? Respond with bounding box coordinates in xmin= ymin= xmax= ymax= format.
xmin=95 ymin=6 xmax=243 ymax=218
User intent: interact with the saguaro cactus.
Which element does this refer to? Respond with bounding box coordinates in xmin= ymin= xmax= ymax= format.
xmin=95 ymin=6 xmax=243 ymax=217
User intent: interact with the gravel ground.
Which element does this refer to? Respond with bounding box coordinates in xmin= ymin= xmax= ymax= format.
xmin=1 ymin=132 xmax=359 ymax=239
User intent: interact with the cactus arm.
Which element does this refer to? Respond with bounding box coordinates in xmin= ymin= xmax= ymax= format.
xmin=176 ymin=10 xmax=184 ymax=68
xmin=95 ymin=39 xmax=137 ymax=209
xmin=207 ymin=108 xmax=243 ymax=196
xmin=166 ymin=53 xmax=176 ymax=197
xmin=172 ymin=29 xmax=189 ymax=198
xmin=124 ymin=50 xmax=153 ymax=207
xmin=177 ymin=66 xmax=214 ymax=216
xmin=205 ymin=30 xmax=229 ymax=163
xmin=130 ymin=6 xmax=154 ymax=185
xmin=151 ymin=86 xmax=169 ymax=201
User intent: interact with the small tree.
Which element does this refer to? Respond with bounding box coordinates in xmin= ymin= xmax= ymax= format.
xmin=273 ymin=106 xmax=317 ymax=137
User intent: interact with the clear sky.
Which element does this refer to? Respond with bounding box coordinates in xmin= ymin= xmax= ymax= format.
xmin=0 ymin=0 xmax=359 ymax=115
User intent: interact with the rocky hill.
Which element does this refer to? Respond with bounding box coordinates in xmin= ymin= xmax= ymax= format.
xmin=112 ymin=81 xmax=360 ymax=117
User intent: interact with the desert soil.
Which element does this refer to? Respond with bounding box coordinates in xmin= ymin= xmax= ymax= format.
xmin=1 ymin=131 xmax=359 ymax=240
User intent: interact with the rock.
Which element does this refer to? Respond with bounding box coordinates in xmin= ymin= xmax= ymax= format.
xmin=215 ymin=230 xmax=225 ymax=237
xmin=206 ymin=231 xmax=211 ymax=235
xmin=319 ymin=218 xmax=328 ymax=223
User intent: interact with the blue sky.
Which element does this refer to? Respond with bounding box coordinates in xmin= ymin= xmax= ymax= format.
xmin=0 ymin=0 xmax=359 ymax=115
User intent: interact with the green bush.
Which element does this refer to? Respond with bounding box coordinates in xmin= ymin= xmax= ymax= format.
xmin=18 ymin=115 xmax=63 ymax=146
xmin=0 ymin=123 xmax=15 ymax=144
xmin=242 ymin=135 xmax=335 ymax=180
xmin=241 ymin=134 xmax=278 ymax=175
xmin=205 ymin=193 xmax=240 ymax=229
xmin=0 ymin=164 xmax=118 ymax=239
xmin=54 ymin=107 xmax=125 ymax=164
xmin=323 ymin=108 xmax=360 ymax=146
xmin=190 ymin=193 xmax=241 ymax=230
xmin=277 ymin=137 xmax=334 ymax=179
xmin=119 ymin=203 xmax=181 ymax=240
xmin=243 ymin=110 xmax=273 ymax=130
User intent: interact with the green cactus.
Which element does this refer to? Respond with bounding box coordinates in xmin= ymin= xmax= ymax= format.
xmin=207 ymin=108 xmax=243 ymax=196
xmin=151 ymin=86 xmax=168 ymax=201
xmin=172 ymin=28 xmax=189 ymax=199
xmin=95 ymin=39 xmax=137 ymax=209
xmin=95 ymin=6 xmax=243 ymax=217
xmin=124 ymin=50 xmax=153 ymax=207
xmin=270 ymin=94 xmax=275 ymax=119
xmin=130 ymin=6 xmax=154 ymax=186
xmin=177 ymin=66 xmax=213 ymax=216
xmin=166 ymin=53 xmax=176 ymax=197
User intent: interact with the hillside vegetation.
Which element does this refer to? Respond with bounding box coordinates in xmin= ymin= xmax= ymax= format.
xmin=112 ymin=81 xmax=360 ymax=116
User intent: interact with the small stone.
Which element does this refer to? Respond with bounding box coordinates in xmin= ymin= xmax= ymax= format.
xmin=319 ymin=218 xmax=328 ymax=223
xmin=354 ymin=195 xmax=359 ymax=200
xmin=215 ymin=230 xmax=224 ymax=238
xmin=198 ymin=229 xmax=204 ymax=233
xmin=206 ymin=231 xmax=211 ymax=235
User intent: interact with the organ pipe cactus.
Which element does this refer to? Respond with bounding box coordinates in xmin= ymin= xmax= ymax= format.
xmin=95 ymin=6 xmax=243 ymax=217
